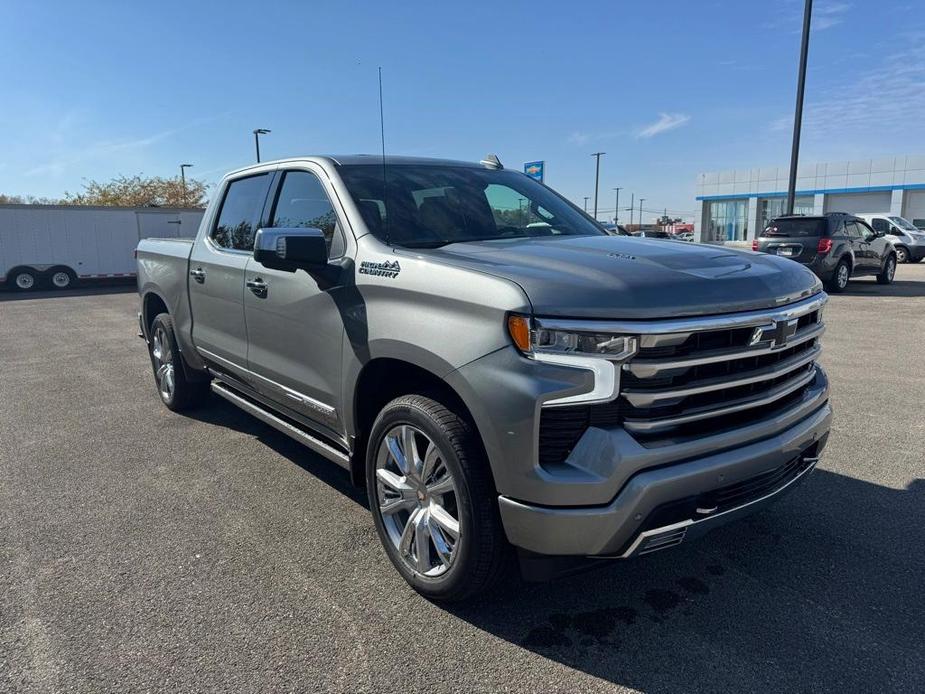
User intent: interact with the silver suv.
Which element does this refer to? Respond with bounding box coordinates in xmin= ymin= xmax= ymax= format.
xmin=855 ymin=213 xmax=925 ymax=264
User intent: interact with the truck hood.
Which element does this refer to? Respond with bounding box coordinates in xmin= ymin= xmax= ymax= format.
xmin=412 ymin=235 xmax=822 ymax=319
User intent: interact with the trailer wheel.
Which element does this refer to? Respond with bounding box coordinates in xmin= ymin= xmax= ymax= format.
xmin=48 ymin=267 xmax=77 ymax=290
xmin=11 ymin=268 xmax=38 ymax=292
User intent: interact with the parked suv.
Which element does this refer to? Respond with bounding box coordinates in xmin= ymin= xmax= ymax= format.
xmin=754 ymin=213 xmax=897 ymax=293
xmin=854 ymin=213 xmax=925 ymax=264
xmin=137 ymin=156 xmax=831 ymax=600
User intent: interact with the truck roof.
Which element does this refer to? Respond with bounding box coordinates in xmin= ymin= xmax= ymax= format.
xmin=225 ymin=155 xmax=484 ymax=178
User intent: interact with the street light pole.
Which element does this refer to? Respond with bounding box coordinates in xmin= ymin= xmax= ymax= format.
xmin=613 ymin=187 xmax=622 ymax=224
xmin=591 ymin=152 xmax=605 ymax=220
xmin=639 ymin=198 xmax=646 ymax=228
xmin=583 ymin=196 xmax=590 ymax=213
xmin=786 ymin=0 xmax=812 ymax=215
xmin=253 ymin=128 xmax=271 ymax=163
xmin=628 ymin=193 xmax=634 ymax=227
xmin=179 ymin=164 xmax=192 ymax=207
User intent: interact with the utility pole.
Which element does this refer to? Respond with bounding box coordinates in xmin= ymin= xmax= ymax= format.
xmin=583 ymin=196 xmax=590 ymax=213
xmin=179 ymin=163 xmax=192 ymax=207
xmin=628 ymin=193 xmax=634 ymax=227
xmin=639 ymin=198 xmax=646 ymax=228
xmin=591 ymin=152 xmax=605 ymax=220
xmin=786 ymin=0 xmax=812 ymax=215
xmin=613 ymin=187 xmax=622 ymax=224
xmin=253 ymin=128 xmax=271 ymax=163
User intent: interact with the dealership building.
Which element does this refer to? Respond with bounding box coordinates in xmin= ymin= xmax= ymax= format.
xmin=694 ymin=154 xmax=925 ymax=243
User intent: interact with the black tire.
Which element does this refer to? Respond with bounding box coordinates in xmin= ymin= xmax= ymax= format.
xmin=877 ymin=254 xmax=897 ymax=285
xmin=826 ymin=258 xmax=850 ymax=293
xmin=366 ymin=394 xmax=512 ymax=602
xmin=10 ymin=267 xmax=38 ymax=292
xmin=148 ymin=313 xmax=209 ymax=411
xmin=894 ymin=246 xmax=909 ymax=264
xmin=47 ymin=266 xmax=77 ymax=290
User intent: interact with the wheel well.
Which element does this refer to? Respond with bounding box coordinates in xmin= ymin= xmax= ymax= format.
xmin=143 ymin=293 xmax=169 ymax=335
xmin=350 ymin=358 xmax=484 ymax=487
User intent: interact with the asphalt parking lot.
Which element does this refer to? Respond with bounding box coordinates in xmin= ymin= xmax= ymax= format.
xmin=2 ymin=268 xmax=924 ymax=693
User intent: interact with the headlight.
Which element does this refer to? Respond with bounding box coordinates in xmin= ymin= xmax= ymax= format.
xmin=507 ymin=315 xmax=639 ymax=406
xmin=508 ymin=315 xmax=638 ymax=360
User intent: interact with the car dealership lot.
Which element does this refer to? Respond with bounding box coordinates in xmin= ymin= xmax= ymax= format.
xmin=1 ymin=270 xmax=923 ymax=693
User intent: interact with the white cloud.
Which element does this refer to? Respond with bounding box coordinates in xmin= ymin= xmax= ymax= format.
xmin=636 ymin=113 xmax=691 ymax=139
xmin=567 ymin=131 xmax=590 ymax=146
xmin=763 ymin=1 xmax=851 ymax=33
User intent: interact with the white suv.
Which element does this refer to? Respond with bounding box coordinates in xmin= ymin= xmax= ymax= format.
xmin=855 ymin=213 xmax=925 ymax=264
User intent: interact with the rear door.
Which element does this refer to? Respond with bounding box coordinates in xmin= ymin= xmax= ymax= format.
xmin=845 ymin=221 xmax=875 ymax=273
xmin=188 ymin=172 xmax=272 ymax=370
xmin=243 ymin=166 xmax=349 ymax=435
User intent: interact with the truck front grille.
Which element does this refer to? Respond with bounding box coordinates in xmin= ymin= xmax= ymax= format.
xmin=537 ymin=294 xmax=826 ymax=465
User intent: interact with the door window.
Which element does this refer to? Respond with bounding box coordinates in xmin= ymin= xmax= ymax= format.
xmin=856 ymin=221 xmax=876 ymax=240
xmin=271 ymin=171 xmax=345 ymax=257
xmin=212 ymin=174 xmax=270 ymax=251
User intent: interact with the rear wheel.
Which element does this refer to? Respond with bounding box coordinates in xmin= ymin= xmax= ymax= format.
xmin=148 ymin=313 xmax=209 ymax=411
xmin=11 ymin=269 xmax=37 ymax=291
xmin=894 ymin=246 xmax=909 ymax=264
xmin=826 ymin=259 xmax=850 ymax=293
xmin=877 ymin=254 xmax=896 ymax=285
xmin=366 ymin=394 xmax=511 ymax=601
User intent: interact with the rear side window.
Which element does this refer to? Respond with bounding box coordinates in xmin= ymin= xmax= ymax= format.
xmin=212 ymin=174 xmax=270 ymax=251
xmin=271 ymin=170 xmax=345 ymax=257
xmin=761 ymin=218 xmax=826 ymax=237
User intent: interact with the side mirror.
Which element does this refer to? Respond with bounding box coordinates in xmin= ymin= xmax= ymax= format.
xmin=253 ymin=227 xmax=328 ymax=271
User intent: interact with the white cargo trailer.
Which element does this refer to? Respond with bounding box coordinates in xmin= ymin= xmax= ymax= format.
xmin=0 ymin=204 xmax=204 ymax=290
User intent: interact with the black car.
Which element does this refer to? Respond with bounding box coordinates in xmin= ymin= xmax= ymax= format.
xmin=753 ymin=213 xmax=897 ymax=293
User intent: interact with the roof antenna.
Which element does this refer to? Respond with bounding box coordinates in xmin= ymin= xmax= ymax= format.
xmin=378 ymin=66 xmax=391 ymax=246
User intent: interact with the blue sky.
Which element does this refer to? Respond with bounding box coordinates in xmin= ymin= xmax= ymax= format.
xmin=1 ymin=0 xmax=923 ymax=222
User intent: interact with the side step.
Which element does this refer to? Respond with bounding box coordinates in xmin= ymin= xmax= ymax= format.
xmin=210 ymin=381 xmax=351 ymax=470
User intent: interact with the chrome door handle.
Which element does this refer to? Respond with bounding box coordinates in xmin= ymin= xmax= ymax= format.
xmin=190 ymin=268 xmax=206 ymax=283
xmin=246 ymin=278 xmax=268 ymax=297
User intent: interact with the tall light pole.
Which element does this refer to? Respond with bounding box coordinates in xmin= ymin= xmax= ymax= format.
xmin=628 ymin=192 xmax=634 ymax=227
xmin=786 ymin=0 xmax=813 ymax=215
xmin=591 ymin=152 xmax=605 ymax=220
xmin=613 ymin=187 xmax=622 ymax=224
xmin=639 ymin=198 xmax=646 ymax=228
xmin=179 ymin=163 xmax=192 ymax=207
xmin=253 ymin=128 xmax=271 ymax=163
xmin=583 ymin=196 xmax=590 ymax=213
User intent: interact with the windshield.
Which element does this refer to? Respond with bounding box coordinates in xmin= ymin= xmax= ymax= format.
xmin=761 ymin=218 xmax=826 ymax=237
xmin=889 ymin=216 xmax=918 ymax=231
xmin=337 ymin=164 xmax=604 ymax=248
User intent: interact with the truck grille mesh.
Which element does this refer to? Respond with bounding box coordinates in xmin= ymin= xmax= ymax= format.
xmin=538 ymin=302 xmax=825 ymax=467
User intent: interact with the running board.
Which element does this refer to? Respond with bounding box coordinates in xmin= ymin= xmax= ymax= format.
xmin=210 ymin=381 xmax=351 ymax=470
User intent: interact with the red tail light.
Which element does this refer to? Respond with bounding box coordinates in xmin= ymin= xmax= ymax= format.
xmin=817 ymin=238 xmax=833 ymax=254
xmin=751 ymin=239 xmax=759 ymax=251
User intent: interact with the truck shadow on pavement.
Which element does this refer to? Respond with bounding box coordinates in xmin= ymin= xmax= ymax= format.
xmin=185 ymin=397 xmax=924 ymax=691
xmin=445 ymin=469 xmax=925 ymax=692
xmin=839 ymin=277 xmax=925 ymax=297
xmin=0 ymin=283 xmax=135 ymax=302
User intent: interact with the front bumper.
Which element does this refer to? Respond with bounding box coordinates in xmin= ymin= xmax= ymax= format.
xmin=497 ymin=393 xmax=831 ymax=557
xmin=907 ymin=244 xmax=925 ymax=261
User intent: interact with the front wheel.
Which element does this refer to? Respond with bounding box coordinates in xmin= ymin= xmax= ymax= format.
xmin=366 ymin=394 xmax=511 ymax=601
xmin=148 ymin=313 xmax=209 ymax=411
xmin=877 ymin=254 xmax=896 ymax=285
xmin=895 ymin=246 xmax=909 ymax=264
xmin=49 ymin=268 xmax=76 ymax=290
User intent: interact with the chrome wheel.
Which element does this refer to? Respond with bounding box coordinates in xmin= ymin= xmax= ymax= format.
xmin=51 ymin=271 xmax=72 ymax=289
xmin=836 ymin=263 xmax=849 ymax=289
xmin=886 ymin=257 xmax=896 ymax=281
xmin=375 ymin=424 xmax=461 ymax=577
xmin=14 ymin=272 xmax=35 ymax=290
xmin=896 ymin=247 xmax=908 ymax=264
xmin=151 ymin=326 xmax=175 ymax=401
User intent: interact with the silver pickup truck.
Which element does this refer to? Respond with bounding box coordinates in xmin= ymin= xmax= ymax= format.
xmin=136 ymin=155 xmax=832 ymax=601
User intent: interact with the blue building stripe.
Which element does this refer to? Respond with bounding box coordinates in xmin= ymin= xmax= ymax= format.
xmin=696 ymin=182 xmax=925 ymax=201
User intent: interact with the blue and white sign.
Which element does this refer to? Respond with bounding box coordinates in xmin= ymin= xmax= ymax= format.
xmin=524 ymin=161 xmax=545 ymax=183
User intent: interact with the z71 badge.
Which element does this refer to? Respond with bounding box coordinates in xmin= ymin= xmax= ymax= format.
xmin=359 ymin=260 xmax=401 ymax=278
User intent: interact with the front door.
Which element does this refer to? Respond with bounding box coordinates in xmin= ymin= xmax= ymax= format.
xmin=244 ymin=167 xmax=349 ymax=436
xmin=189 ymin=172 xmax=272 ymax=370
